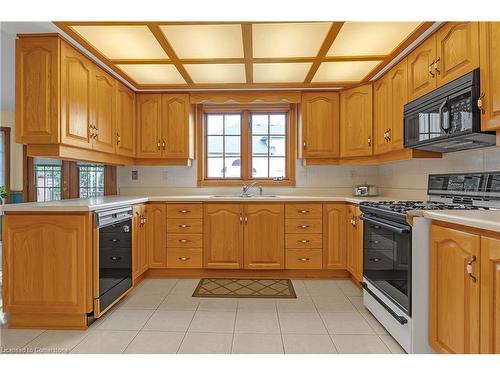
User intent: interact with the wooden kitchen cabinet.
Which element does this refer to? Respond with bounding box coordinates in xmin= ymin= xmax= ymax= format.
xmin=91 ymin=65 xmax=116 ymax=154
xmin=301 ymin=92 xmax=340 ymax=159
xmin=346 ymin=204 xmax=363 ymax=283
xmin=340 ymin=84 xmax=373 ymax=158
xmin=408 ymin=22 xmax=479 ymax=102
xmin=480 ymin=236 xmax=500 ymax=353
xmin=479 ymin=22 xmax=500 ymax=131
xmin=429 ymin=224 xmax=480 ymax=354
xmin=244 ymin=204 xmax=284 ymax=269
xmin=323 ymin=203 xmax=347 ymax=269
xmin=137 ymin=94 xmax=162 ymax=158
xmin=115 ymin=81 xmax=136 ymax=157
xmin=147 ymin=204 xmax=167 ymax=268
xmin=204 ymin=204 xmax=244 ymax=269
xmin=133 ymin=204 xmax=148 ymax=281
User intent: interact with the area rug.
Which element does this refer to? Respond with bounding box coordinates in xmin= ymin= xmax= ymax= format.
xmin=192 ymin=278 xmax=296 ymax=298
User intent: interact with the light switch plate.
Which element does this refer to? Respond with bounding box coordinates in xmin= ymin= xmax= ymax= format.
xmin=131 ymin=170 xmax=138 ymax=181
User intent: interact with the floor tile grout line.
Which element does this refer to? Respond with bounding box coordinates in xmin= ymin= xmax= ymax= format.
xmin=311 ymin=286 xmax=340 ymax=353
xmin=230 ymin=300 xmax=239 ymax=354
xmin=275 ymin=294 xmax=286 ymax=354
xmin=176 ymin=286 xmax=201 ymax=354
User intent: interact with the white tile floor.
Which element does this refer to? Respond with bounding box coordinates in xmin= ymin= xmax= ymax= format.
xmin=0 ymin=278 xmax=406 ymax=354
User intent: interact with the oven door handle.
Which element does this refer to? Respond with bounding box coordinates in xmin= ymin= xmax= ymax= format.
xmin=360 ymin=282 xmax=408 ymax=325
xmin=439 ymin=98 xmax=451 ymax=133
xmin=360 ymin=215 xmax=410 ymax=234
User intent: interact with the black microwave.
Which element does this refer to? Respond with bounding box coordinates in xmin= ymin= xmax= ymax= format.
xmin=403 ymin=68 xmax=496 ymax=152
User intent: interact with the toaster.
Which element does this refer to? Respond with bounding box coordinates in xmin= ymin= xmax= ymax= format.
xmin=353 ymin=185 xmax=378 ymax=197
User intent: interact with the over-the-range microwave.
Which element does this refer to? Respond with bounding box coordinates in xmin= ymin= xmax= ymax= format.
xmin=403 ymin=68 xmax=496 ymax=153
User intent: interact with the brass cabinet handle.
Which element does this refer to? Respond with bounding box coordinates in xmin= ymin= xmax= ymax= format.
xmin=367 ymin=136 xmax=372 ymax=147
xmin=433 ymin=58 xmax=441 ymax=75
xmin=350 ymin=216 xmax=357 ymax=227
xmin=477 ymin=92 xmax=486 ymax=114
xmin=162 ymin=139 xmax=166 ymax=150
xmin=298 ymin=257 xmax=310 ymax=262
xmin=179 ymin=239 xmax=190 ymax=243
xmin=116 ymin=132 xmax=121 ymax=145
xmin=429 ymin=60 xmax=435 ymax=77
xmin=387 ymin=128 xmax=391 ymax=142
xmin=303 ymin=141 xmax=306 ymax=150
xmin=244 ymin=216 xmax=248 ymax=224
xmin=298 ymin=224 xmax=310 ymax=229
xmin=467 ymin=255 xmax=477 ymax=282
xmin=298 ymin=239 xmax=310 ymax=244
xmin=179 ymin=209 xmax=191 ymax=213
xmin=239 ymin=214 xmax=243 ymax=224
xmin=298 ymin=210 xmax=310 ymax=214
xmin=157 ymin=140 xmax=161 ymax=150
xmin=178 ymin=257 xmax=190 ymax=261
xmin=178 ymin=224 xmax=190 ymax=228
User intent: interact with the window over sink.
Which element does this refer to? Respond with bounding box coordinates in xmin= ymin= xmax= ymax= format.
xmin=198 ymin=104 xmax=296 ymax=186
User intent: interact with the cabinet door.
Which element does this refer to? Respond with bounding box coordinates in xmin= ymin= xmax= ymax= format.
xmin=60 ymin=41 xmax=93 ymax=149
xmin=373 ymin=76 xmax=392 ymax=155
xmin=346 ymin=205 xmax=363 ymax=283
xmin=147 ymin=204 xmax=167 ymax=268
xmin=323 ymin=204 xmax=347 ymax=269
xmin=92 ymin=66 xmax=116 ymax=153
xmin=340 ymin=84 xmax=373 ymax=157
xmin=244 ymin=204 xmax=284 ymax=269
xmin=15 ymin=36 xmax=60 ymax=144
xmin=161 ymin=94 xmax=191 ymax=159
xmin=133 ymin=205 xmax=148 ymax=280
xmin=204 ymin=204 xmax=244 ymax=269
xmin=116 ymin=82 xmax=136 ymax=157
xmin=479 ymin=22 xmax=500 ymax=131
xmin=429 ymin=224 xmax=480 ymax=354
xmin=301 ymin=92 xmax=340 ymax=158
xmin=435 ymin=22 xmax=479 ymax=87
xmin=480 ymin=236 xmax=500 ymax=354
xmin=389 ymin=58 xmax=408 ymax=150
xmin=136 ymin=94 xmax=162 ymax=158
xmin=407 ymin=35 xmax=436 ymax=101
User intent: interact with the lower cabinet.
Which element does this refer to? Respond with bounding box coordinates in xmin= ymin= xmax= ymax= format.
xmin=133 ymin=204 xmax=148 ymax=281
xmin=323 ymin=203 xmax=347 ymax=269
xmin=147 ymin=204 xmax=167 ymax=268
xmin=346 ymin=204 xmax=363 ymax=283
xmin=429 ymin=223 xmax=500 ymax=354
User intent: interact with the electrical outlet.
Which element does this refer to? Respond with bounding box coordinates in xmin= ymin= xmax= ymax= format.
xmin=131 ymin=170 xmax=138 ymax=181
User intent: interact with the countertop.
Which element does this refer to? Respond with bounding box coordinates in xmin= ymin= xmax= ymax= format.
xmin=420 ymin=210 xmax=500 ymax=233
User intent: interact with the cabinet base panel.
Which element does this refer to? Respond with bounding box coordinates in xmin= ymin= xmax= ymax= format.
xmin=145 ymin=268 xmax=350 ymax=279
xmin=9 ymin=313 xmax=88 ymax=330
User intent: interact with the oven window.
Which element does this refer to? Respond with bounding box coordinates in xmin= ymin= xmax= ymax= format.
xmin=363 ymin=220 xmax=411 ymax=314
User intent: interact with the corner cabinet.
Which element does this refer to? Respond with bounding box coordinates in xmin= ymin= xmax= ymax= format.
xmin=407 ymin=22 xmax=479 ymax=102
xmin=136 ymin=93 xmax=194 ymax=162
xmin=479 ymin=22 xmax=500 ymax=131
xmin=340 ymin=84 xmax=373 ymax=158
xmin=301 ymin=92 xmax=340 ymax=160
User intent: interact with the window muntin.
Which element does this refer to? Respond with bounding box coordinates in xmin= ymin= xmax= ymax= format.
xmin=34 ymin=164 xmax=62 ymax=202
xmin=79 ymin=164 xmax=105 ymax=198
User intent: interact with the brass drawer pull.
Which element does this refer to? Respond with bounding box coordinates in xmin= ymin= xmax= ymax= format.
xmin=179 ymin=239 xmax=190 ymax=243
xmin=298 ymin=210 xmax=310 ymax=214
xmin=178 ymin=257 xmax=190 ymax=261
xmin=298 ymin=240 xmax=310 ymax=244
xmin=298 ymin=257 xmax=310 ymax=262
xmin=179 ymin=209 xmax=191 ymax=213
xmin=467 ymin=256 xmax=477 ymax=282
xmin=179 ymin=224 xmax=191 ymax=228
xmin=298 ymin=225 xmax=310 ymax=229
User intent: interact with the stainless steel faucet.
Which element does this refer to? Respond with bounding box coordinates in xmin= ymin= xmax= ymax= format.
xmin=241 ymin=181 xmax=262 ymax=196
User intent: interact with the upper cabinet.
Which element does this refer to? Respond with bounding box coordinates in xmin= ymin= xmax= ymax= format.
xmin=115 ymin=81 xmax=136 ymax=157
xmin=301 ymin=92 xmax=340 ymax=160
xmin=136 ymin=93 xmax=194 ymax=161
xmin=479 ymin=22 xmax=500 ymax=131
xmin=91 ymin=66 xmax=116 ymax=154
xmin=374 ymin=58 xmax=407 ymax=154
xmin=340 ymin=84 xmax=373 ymax=158
xmin=408 ymin=22 xmax=479 ymax=102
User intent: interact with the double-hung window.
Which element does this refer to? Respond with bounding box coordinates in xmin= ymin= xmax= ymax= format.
xmin=200 ymin=105 xmax=295 ymax=185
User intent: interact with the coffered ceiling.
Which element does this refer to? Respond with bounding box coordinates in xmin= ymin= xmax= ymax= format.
xmin=55 ymin=21 xmax=430 ymax=90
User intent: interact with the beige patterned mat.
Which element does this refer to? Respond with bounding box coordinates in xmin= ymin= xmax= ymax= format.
xmin=192 ymin=278 xmax=296 ymax=298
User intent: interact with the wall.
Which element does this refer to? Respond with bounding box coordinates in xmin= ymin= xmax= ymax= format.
xmin=377 ymin=146 xmax=500 ymax=199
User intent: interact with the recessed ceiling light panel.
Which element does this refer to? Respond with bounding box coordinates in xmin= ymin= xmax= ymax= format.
xmin=184 ymin=63 xmax=246 ymax=83
xmin=116 ymin=64 xmax=186 ymax=84
xmin=312 ymin=61 xmax=381 ymax=82
xmin=253 ymin=63 xmax=312 ymax=83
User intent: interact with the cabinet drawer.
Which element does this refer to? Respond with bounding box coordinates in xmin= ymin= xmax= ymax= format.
xmin=285 ymin=234 xmax=322 ymax=248
xmin=285 ymin=219 xmax=322 ymax=234
xmin=167 ymin=218 xmax=203 ymax=233
xmin=166 ymin=204 xmax=203 ymax=219
xmin=167 ymin=248 xmax=202 ymax=268
xmin=285 ymin=204 xmax=323 ymax=219
xmin=286 ymin=249 xmax=323 ymax=269
xmin=167 ymin=233 xmax=203 ymax=248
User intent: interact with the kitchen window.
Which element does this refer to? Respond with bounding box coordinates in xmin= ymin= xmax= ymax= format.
xmin=34 ymin=162 xmax=62 ymax=202
xmin=79 ymin=164 xmax=105 ymax=198
xmin=198 ymin=105 xmax=296 ymax=186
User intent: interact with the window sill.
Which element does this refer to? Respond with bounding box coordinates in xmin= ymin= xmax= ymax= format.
xmin=198 ymin=179 xmax=296 ymax=187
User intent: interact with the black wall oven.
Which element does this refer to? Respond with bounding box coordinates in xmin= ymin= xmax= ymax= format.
xmin=95 ymin=206 xmax=133 ymax=317
xmin=361 ymin=213 xmax=412 ymax=319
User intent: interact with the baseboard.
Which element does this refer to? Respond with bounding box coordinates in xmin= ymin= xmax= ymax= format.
xmin=145 ymin=268 xmax=350 ymax=279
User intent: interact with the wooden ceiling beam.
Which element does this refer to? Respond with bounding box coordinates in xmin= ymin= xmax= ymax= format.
xmin=241 ymin=23 xmax=253 ymax=84
xmin=303 ymin=22 xmax=344 ymax=83
xmin=147 ymin=24 xmax=194 ymax=85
